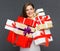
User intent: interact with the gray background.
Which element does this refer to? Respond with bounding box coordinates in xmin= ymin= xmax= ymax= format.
xmin=0 ymin=0 xmax=59 ymax=51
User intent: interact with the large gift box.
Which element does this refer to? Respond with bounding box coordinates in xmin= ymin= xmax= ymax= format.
xmin=32 ymin=29 xmax=53 ymax=47
xmin=35 ymin=15 xmax=53 ymax=30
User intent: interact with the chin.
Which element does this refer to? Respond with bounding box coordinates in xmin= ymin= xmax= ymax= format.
xmin=29 ymin=15 xmax=33 ymax=17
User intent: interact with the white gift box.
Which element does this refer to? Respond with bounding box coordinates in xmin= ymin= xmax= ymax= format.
xmin=35 ymin=15 xmax=53 ymax=30
xmin=32 ymin=29 xmax=53 ymax=46
xmin=5 ymin=19 xmax=35 ymax=35
xmin=36 ymin=8 xmax=45 ymax=16
xmin=36 ymin=8 xmax=44 ymax=13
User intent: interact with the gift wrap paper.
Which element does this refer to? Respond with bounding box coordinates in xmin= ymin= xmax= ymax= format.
xmin=35 ymin=15 xmax=53 ymax=30
xmin=5 ymin=19 xmax=36 ymax=35
xmin=32 ymin=29 xmax=53 ymax=47
xmin=7 ymin=31 xmax=33 ymax=48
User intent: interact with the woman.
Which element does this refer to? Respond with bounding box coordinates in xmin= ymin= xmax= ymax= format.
xmin=20 ymin=2 xmax=41 ymax=51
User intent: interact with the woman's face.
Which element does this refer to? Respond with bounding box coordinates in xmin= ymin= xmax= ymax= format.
xmin=26 ymin=5 xmax=35 ymax=18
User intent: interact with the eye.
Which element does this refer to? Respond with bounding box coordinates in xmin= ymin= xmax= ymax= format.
xmin=30 ymin=8 xmax=33 ymax=10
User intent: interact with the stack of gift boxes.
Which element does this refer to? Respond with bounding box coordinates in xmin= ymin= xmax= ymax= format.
xmin=33 ymin=8 xmax=53 ymax=47
xmin=5 ymin=19 xmax=35 ymax=48
xmin=5 ymin=8 xmax=53 ymax=48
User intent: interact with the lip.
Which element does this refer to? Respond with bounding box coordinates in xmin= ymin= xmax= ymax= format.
xmin=28 ymin=12 xmax=33 ymax=15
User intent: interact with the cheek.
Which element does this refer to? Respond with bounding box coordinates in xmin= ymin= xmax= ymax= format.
xmin=26 ymin=11 xmax=29 ymax=15
xmin=30 ymin=9 xmax=35 ymax=13
xmin=26 ymin=11 xmax=29 ymax=14
xmin=32 ymin=10 xmax=35 ymax=13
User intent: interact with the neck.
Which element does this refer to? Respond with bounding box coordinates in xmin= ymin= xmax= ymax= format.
xmin=28 ymin=16 xmax=33 ymax=19
xmin=28 ymin=15 xmax=35 ymax=19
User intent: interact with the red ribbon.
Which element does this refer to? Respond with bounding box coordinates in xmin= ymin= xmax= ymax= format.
xmin=6 ymin=22 xmax=16 ymax=28
xmin=35 ymin=15 xmax=51 ymax=24
xmin=34 ymin=30 xmax=52 ymax=47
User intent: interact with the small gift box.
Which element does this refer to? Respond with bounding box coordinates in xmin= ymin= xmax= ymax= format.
xmin=35 ymin=15 xmax=53 ymax=30
xmin=5 ymin=19 xmax=35 ymax=35
xmin=36 ymin=8 xmax=45 ymax=16
xmin=32 ymin=29 xmax=53 ymax=47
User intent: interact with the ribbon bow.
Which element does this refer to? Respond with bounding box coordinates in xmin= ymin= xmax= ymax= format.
xmin=17 ymin=26 xmax=33 ymax=35
xmin=35 ymin=15 xmax=51 ymax=24
xmin=6 ymin=22 xmax=16 ymax=28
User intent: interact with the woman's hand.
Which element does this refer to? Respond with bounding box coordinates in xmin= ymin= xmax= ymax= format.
xmin=26 ymin=33 xmax=33 ymax=38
